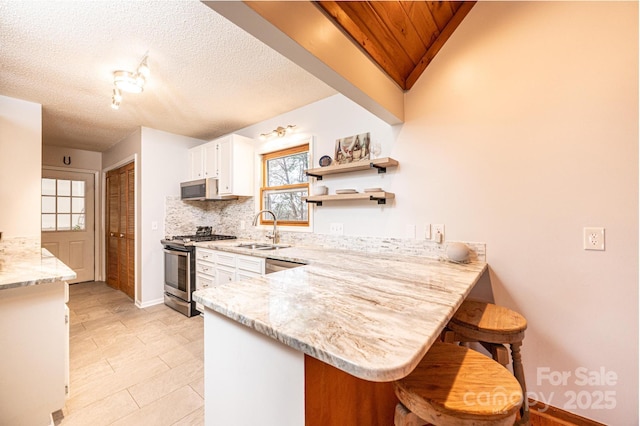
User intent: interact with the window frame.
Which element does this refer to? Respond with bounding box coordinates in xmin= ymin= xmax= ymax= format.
xmin=260 ymin=143 xmax=310 ymax=227
xmin=41 ymin=177 xmax=86 ymax=232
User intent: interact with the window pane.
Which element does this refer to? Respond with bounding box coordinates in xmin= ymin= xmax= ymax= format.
xmin=72 ymin=197 xmax=84 ymax=213
xmin=57 ymin=214 xmax=71 ymax=231
xmin=42 ymin=178 xmax=56 ymax=196
xmin=263 ymin=189 xmax=308 ymax=222
xmin=42 ymin=196 xmax=56 ymax=213
xmin=72 ymin=180 xmax=85 ymax=197
xmin=72 ymin=214 xmax=85 ymax=231
xmin=58 ymin=196 xmax=71 ymax=213
xmin=57 ymin=179 xmax=71 ymax=196
xmin=42 ymin=214 xmax=56 ymax=231
xmin=267 ymin=153 xmax=308 ymax=187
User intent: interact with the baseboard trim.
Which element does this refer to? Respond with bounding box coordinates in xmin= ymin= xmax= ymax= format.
xmin=135 ymin=298 xmax=164 ymax=309
xmin=529 ymin=398 xmax=607 ymax=426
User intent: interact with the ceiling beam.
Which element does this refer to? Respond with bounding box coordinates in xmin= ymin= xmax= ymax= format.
xmin=204 ymin=1 xmax=404 ymax=125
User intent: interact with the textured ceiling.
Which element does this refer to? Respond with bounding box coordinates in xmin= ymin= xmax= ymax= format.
xmin=0 ymin=1 xmax=336 ymax=152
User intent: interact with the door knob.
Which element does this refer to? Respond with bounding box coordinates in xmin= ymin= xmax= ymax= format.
xmin=110 ymin=232 xmax=115 ymax=237
xmin=119 ymin=233 xmax=125 ymax=238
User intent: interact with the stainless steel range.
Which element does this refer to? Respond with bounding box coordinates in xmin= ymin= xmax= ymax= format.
xmin=161 ymin=226 xmax=236 ymax=317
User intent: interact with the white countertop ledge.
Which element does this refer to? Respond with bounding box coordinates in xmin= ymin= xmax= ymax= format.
xmin=0 ymin=247 xmax=77 ymax=290
xmin=192 ymin=241 xmax=487 ymax=382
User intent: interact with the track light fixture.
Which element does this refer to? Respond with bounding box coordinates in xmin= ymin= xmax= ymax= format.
xmin=111 ymin=52 xmax=149 ymax=110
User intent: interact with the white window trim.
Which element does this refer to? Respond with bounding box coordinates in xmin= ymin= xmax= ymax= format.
xmin=254 ymin=135 xmax=314 ymax=233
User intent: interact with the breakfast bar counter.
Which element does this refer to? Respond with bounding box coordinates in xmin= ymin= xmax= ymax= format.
xmin=193 ymin=241 xmax=487 ymax=425
xmin=0 ymin=246 xmax=76 ymax=290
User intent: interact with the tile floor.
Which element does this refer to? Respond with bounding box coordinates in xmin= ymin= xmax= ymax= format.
xmin=54 ymin=281 xmax=204 ymax=426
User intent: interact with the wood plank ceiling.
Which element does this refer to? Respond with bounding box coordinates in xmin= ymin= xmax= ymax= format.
xmin=316 ymin=1 xmax=475 ymax=90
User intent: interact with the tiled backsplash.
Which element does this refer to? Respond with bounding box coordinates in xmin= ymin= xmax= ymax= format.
xmin=165 ymin=196 xmax=486 ymax=262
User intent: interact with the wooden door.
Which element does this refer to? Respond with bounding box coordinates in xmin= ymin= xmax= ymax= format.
xmin=41 ymin=169 xmax=95 ymax=283
xmin=105 ymin=162 xmax=135 ymax=299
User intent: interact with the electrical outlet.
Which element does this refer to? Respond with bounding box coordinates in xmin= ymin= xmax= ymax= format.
xmin=330 ymin=223 xmax=344 ymax=236
xmin=424 ymin=224 xmax=432 ymax=240
xmin=406 ymin=224 xmax=416 ymax=239
xmin=583 ymin=227 xmax=605 ymax=250
xmin=432 ymin=224 xmax=445 ymax=244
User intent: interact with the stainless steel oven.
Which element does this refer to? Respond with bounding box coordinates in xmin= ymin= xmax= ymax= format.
xmin=161 ymin=227 xmax=236 ymax=317
xmin=163 ymin=245 xmax=196 ymax=317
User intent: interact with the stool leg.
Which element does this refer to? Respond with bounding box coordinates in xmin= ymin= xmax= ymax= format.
xmin=510 ymin=341 xmax=530 ymax=425
xmin=394 ymin=403 xmax=428 ymax=426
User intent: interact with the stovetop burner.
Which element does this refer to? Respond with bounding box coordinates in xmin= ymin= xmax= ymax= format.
xmin=162 ymin=226 xmax=236 ymax=245
xmin=172 ymin=234 xmax=237 ymax=243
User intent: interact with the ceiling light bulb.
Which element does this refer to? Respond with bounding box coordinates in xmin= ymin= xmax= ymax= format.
xmin=112 ymin=88 xmax=122 ymax=103
xmin=113 ymin=70 xmax=143 ymax=93
xmin=137 ymin=57 xmax=150 ymax=79
xmin=135 ymin=74 xmax=146 ymax=88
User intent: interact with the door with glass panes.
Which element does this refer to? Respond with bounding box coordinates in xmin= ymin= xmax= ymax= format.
xmin=41 ymin=169 xmax=95 ymax=283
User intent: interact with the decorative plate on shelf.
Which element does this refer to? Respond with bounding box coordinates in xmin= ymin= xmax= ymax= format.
xmin=336 ymin=189 xmax=358 ymax=194
xmin=364 ymin=188 xmax=383 ymax=193
xmin=319 ymin=155 xmax=332 ymax=167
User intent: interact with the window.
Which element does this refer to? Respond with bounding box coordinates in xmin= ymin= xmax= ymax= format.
xmin=41 ymin=178 xmax=86 ymax=231
xmin=260 ymin=144 xmax=309 ymax=226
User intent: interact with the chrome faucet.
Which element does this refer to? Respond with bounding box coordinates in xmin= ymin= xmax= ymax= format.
xmin=252 ymin=210 xmax=279 ymax=244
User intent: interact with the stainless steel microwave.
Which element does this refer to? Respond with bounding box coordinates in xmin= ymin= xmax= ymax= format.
xmin=180 ymin=178 xmax=218 ymax=200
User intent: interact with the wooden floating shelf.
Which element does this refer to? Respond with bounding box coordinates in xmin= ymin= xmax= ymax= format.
xmin=305 ymin=157 xmax=398 ymax=180
xmin=305 ymin=191 xmax=394 ymax=206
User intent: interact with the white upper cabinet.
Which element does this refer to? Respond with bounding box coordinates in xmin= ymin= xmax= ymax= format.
xmin=214 ymin=134 xmax=255 ymax=196
xmin=203 ymin=143 xmax=218 ymax=178
xmin=187 ymin=134 xmax=255 ymax=196
xmin=188 ymin=145 xmax=204 ymax=180
xmin=188 ymin=141 xmax=218 ymax=180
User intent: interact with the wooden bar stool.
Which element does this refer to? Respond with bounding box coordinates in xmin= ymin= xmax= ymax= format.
xmin=444 ymin=300 xmax=529 ymax=424
xmin=394 ymin=342 xmax=522 ymax=425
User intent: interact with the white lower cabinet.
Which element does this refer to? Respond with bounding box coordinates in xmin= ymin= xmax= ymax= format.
xmin=0 ymin=281 xmax=68 ymax=425
xmin=215 ymin=266 xmax=236 ymax=285
xmin=196 ymin=248 xmax=265 ymax=313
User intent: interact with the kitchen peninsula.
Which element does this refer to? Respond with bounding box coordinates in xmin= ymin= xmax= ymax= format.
xmin=0 ymin=246 xmax=76 ymax=426
xmin=193 ymin=241 xmax=487 ymax=425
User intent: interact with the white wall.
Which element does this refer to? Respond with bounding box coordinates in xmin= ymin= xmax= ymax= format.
xmin=102 ymin=127 xmax=202 ymax=306
xmin=236 ymin=2 xmax=638 ymax=422
xmin=43 ymin=146 xmax=102 ymax=171
xmin=237 ymin=94 xmax=398 ymax=236
xmin=402 ymin=2 xmax=637 ymax=423
xmin=0 ymin=95 xmax=42 ymax=241
xmin=140 ymin=127 xmax=202 ymax=305
xmin=102 ymin=128 xmax=141 ymax=171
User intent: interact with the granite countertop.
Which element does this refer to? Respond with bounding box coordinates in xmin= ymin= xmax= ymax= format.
xmin=192 ymin=240 xmax=487 ymax=382
xmin=0 ymin=247 xmax=77 ymax=290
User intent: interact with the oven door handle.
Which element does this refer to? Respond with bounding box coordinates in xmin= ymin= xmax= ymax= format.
xmin=164 ymin=248 xmax=190 ymax=256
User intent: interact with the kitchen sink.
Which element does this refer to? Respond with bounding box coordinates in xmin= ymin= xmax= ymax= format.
xmin=236 ymin=243 xmax=290 ymax=251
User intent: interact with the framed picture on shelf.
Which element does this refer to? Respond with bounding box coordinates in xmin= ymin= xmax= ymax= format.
xmin=334 ymin=132 xmax=370 ymax=165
